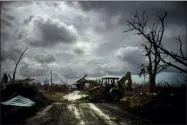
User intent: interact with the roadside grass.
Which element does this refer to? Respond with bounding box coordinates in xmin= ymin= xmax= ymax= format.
xmin=42 ymin=92 xmax=65 ymax=102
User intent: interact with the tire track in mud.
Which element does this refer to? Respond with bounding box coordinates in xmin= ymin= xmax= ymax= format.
xmin=68 ymin=104 xmax=85 ymax=125
xmin=68 ymin=103 xmax=127 ymax=125
xmin=62 ymin=91 xmax=132 ymax=124
xmin=78 ymin=103 xmax=109 ymax=125
xmin=69 ymin=103 xmax=135 ymax=125
xmin=26 ymin=103 xmax=79 ymax=125
xmin=26 ymin=103 xmax=146 ymax=125
xmin=26 ymin=91 xmax=149 ymax=125
xmin=94 ymin=103 xmax=151 ymax=125
xmin=87 ymin=103 xmax=118 ymax=125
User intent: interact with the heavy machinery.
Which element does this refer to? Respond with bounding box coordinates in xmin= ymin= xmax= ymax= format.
xmin=74 ymin=74 xmax=101 ymax=91
xmin=88 ymin=72 xmax=133 ymax=102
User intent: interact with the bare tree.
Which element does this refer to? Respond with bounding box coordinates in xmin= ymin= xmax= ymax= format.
xmin=124 ymin=9 xmax=171 ymax=92
xmin=13 ymin=48 xmax=27 ymax=82
xmin=153 ymin=36 xmax=187 ymax=73
xmin=124 ymin=8 xmax=187 ymax=92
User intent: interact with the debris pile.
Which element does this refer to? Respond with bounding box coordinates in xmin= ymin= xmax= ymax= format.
xmin=74 ymin=74 xmax=101 ymax=91
xmin=40 ymin=83 xmax=69 ymax=93
xmin=121 ymin=84 xmax=186 ymax=124
xmin=121 ymin=92 xmax=157 ymax=108
xmin=0 ymin=78 xmax=51 ymax=105
xmin=0 ymin=77 xmax=52 ymax=124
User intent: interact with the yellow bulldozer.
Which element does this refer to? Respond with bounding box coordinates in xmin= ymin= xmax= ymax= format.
xmin=88 ymin=72 xmax=133 ymax=102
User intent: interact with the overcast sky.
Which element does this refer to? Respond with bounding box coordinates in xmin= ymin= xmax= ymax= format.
xmin=1 ymin=1 xmax=186 ymax=84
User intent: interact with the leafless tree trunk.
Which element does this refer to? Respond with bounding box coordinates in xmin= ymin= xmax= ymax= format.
xmin=124 ymin=8 xmax=187 ymax=92
xmin=13 ymin=48 xmax=27 ymax=82
xmin=124 ymin=9 xmax=169 ymax=92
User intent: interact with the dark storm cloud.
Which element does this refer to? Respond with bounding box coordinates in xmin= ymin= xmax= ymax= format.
xmin=79 ymin=1 xmax=185 ymax=28
xmin=86 ymin=58 xmax=127 ymax=77
xmin=1 ymin=1 xmax=185 ymax=83
xmin=55 ymin=52 xmax=75 ymax=64
xmin=87 ymin=67 xmax=105 ymax=77
xmin=115 ymin=46 xmax=147 ymax=66
xmin=61 ymin=67 xmax=79 ymax=79
xmin=1 ymin=9 xmax=17 ymax=42
xmin=78 ymin=1 xmax=186 ymax=61
xmin=79 ymin=1 xmax=186 ymax=75
xmin=79 ymin=1 xmax=184 ymax=17
xmin=0 ymin=50 xmax=7 ymax=62
xmin=86 ymin=62 xmax=137 ymax=77
xmin=104 ymin=68 xmax=128 ymax=76
xmin=92 ymin=33 xmax=141 ymax=56
xmin=1 ymin=44 xmax=25 ymax=62
xmin=1 ymin=16 xmax=14 ymax=27
xmin=19 ymin=64 xmax=48 ymax=77
xmin=73 ymin=47 xmax=84 ymax=55
xmin=35 ymin=54 xmax=56 ymax=64
xmin=1 ymin=7 xmax=15 ymax=22
xmin=162 ymin=35 xmax=186 ymax=55
xmin=23 ymin=15 xmax=34 ymax=25
xmin=26 ymin=16 xmax=77 ymax=47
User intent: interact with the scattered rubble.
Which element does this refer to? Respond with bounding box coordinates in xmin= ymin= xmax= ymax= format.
xmin=73 ymin=74 xmax=101 ymax=91
xmin=120 ymin=84 xmax=186 ymax=124
xmin=0 ymin=78 xmax=53 ymax=124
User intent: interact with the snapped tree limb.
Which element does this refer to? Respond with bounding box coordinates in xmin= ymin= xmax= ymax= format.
xmin=13 ymin=48 xmax=27 ymax=82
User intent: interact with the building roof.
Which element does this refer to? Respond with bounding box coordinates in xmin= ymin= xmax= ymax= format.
xmin=102 ymin=77 xmax=119 ymax=79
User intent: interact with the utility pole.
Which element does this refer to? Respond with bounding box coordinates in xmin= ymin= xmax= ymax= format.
xmin=50 ymin=70 xmax=52 ymax=85
xmin=0 ymin=38 xmax=1 ymax=81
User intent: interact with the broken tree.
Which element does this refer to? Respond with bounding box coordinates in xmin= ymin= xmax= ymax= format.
xmin=124 ymin=9 xmax=169 ymax=92
xmin=13 ymin=48 xmax=27 ymax=83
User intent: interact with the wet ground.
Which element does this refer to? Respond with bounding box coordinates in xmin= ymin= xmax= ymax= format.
xmin=26 ymin=91 xmax=150 ymax=125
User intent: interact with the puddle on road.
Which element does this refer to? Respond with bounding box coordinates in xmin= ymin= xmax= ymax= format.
xmin=68 ymin=104 xmax=85 ymax=125
xmin=63 ymin=91 xmax=133 ymax=125
xmin=26 ymin=103 xmax=79 ymax=125
xmin=88 ymin=103 xmax=118 ymax=125
xmin=27 ymin=90 xmax=148 ymax=125
xmin=67 ymin=103 xmax=125 ymax=125
xmin=63 ymin=91 xmax=87 ymax=101
xmin=99 ymin=103 xmax=150 ymax=124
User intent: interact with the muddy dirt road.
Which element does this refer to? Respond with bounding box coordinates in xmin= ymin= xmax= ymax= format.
xmin=26 ymin=91 xmax=150 ymax=125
